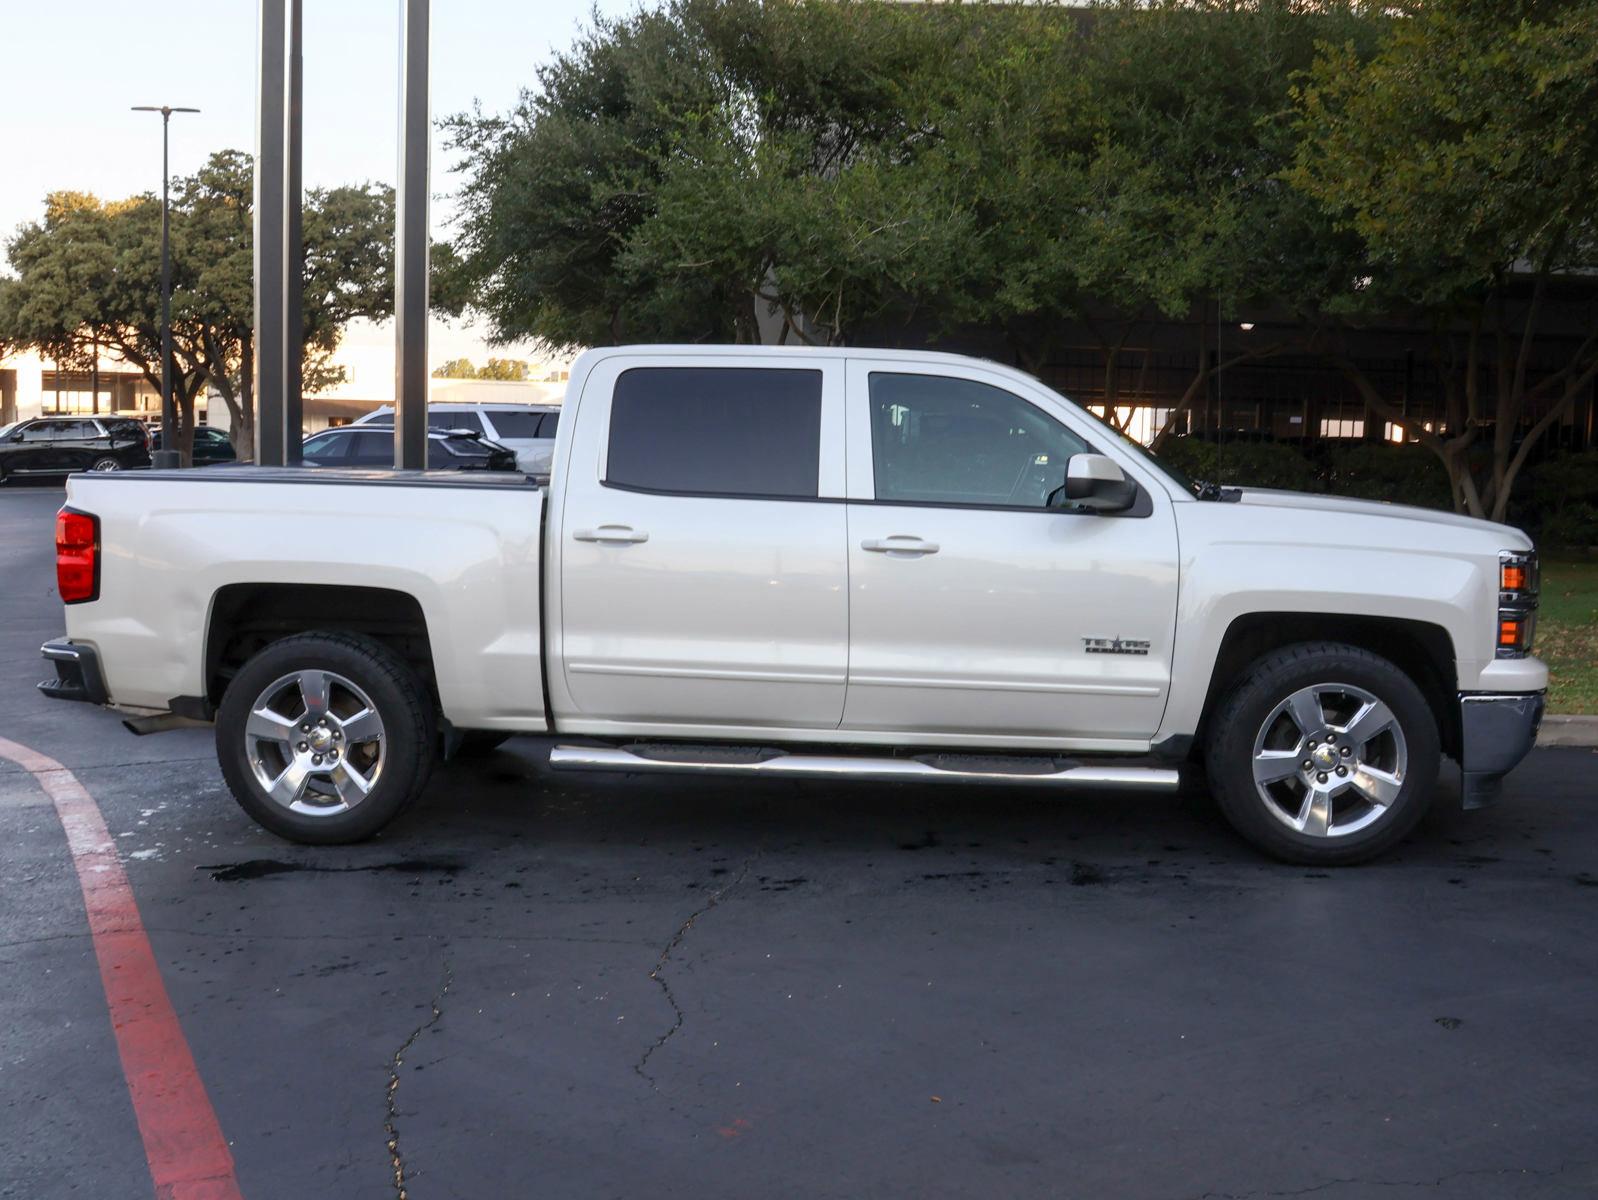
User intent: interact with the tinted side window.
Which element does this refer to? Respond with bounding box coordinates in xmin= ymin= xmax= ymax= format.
xmin=607 ymin=367 xmax=821 ymax=499
xmin=303 ymin=431 xmax=353 ymax=462
xmin=345 ymin=431 xmax=392 ymax=466
xmin=432 ymin=411 xmax=483 ymax=436
xmin=536 ymin=412 xmax=561 ymax=438
xmin=60 ymin=420 xmax=99 ymax=441
xmin=482 ymin=410 xmax=539 ymax=439
xmin=868 ymin=373 xmax=1090 ymax=509
xmin=20 ymin=422 xmax=58 ymax=442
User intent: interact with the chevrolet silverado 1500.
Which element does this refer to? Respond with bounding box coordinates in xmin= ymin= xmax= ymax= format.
xmin=39 ymin=346 xmax=1546 ymax=864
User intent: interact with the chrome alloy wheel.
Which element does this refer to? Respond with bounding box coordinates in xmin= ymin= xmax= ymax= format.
xmin=89 ymin=457 xmax=123 ymax=471
xmin=244 ymin=669 xmax=386 ymax=816
xmin=1250 ymin=682 xmax=1408 ymax=839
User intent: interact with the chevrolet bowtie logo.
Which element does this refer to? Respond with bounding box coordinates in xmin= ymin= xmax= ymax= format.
xmin=1083 ymin=636 xmax=1151 ymax=656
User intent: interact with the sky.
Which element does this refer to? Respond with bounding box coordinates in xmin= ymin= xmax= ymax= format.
xmin=0 ymin=0 xmax=638 ymax=392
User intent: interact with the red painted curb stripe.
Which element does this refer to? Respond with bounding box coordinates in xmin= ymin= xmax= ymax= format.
xmin=0 ymin=737 xmax=243 ymax=1200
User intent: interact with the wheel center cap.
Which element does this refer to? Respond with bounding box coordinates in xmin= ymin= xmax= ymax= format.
xmin=1311 ymin=743 xmax=1338 ymax=770
xmin=308 ymin=727 xmax=333 ymax=753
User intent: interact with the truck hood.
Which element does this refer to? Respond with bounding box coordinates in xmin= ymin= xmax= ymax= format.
xmin=1234 ymin=488 xmax=1531 ymax=547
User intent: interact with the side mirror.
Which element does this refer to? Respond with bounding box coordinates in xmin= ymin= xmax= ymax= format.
xmin=9 ymin=432 xmax=23 ymax=442
xmin=1058 ymin=453 xmax=1137 ymax=513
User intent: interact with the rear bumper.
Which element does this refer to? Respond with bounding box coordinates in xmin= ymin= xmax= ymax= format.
xmin=1458 ymin=691 xmax=1545 ymax=808
xmin=38 ymin=639 xmax=108 ymax=706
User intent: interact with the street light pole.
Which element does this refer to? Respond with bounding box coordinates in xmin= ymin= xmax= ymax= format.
xmin=132 ymin=104 xmax=199 ymax=469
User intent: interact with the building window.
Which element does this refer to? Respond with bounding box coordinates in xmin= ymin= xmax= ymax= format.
xmin=1319 ymin=417 xmax=1365 ymax=439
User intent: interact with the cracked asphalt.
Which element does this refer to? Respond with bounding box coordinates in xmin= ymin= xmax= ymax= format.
xmin=2 ymin=484 xmax=1596 ymax=1199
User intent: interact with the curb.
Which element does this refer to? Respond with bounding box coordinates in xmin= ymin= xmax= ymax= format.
xmin=1538 ymin=714 xmax=1598 ymax=748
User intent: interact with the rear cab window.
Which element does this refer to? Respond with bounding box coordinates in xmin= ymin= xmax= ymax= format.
xmin=605 ymin=367 xmax=822 ymax=498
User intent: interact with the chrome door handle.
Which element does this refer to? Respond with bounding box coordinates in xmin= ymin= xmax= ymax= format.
xmin=573 ymin=525 xmax=649 ymax=544
xmin=860 ymin=536 xmax=939 ymax=555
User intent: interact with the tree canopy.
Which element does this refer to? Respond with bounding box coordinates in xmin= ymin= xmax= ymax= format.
xmin=2 ymin=151 xmax=395 ymax=461
xmin=432 ymin=356 xmax=531 ymax=380
xmin=1290 ymin=0 xmax=1598 ymax=519
xmin=445 ymin=0 xmax=1598 ymax=516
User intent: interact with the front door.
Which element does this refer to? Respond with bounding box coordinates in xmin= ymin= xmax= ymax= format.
xmin=557 ymin=356 xmax=850 ymax=732
xmin=9 ymin=420 xmax=64 ymax=473
xmin=841 ymin=361 xmax=1180 ymax=745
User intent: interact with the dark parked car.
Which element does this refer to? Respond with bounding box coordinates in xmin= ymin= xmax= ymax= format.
xmin=300 ymin=425 xmax=518 ymax=471
xmin=150 ymin=424 xmax=240 ymax=466
xmin=0 ymin=416 xmax=151 ymax=483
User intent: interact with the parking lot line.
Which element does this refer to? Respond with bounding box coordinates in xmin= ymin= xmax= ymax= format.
xmin=0 ymin=736 xmax=243 ymax=1200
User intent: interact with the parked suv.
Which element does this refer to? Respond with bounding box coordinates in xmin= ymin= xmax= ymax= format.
xmin=301 ymin=425 xmax=518 ymax=471
xmin=150 ymin=425 xmax=240 ymax=466
xmin=352 ymin=403 xmax=560 ymax=474
xmin=0 ymin=416 xmax=151 ymax=482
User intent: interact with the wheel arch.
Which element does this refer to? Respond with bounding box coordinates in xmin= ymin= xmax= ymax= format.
xmin=204 ymin=583 xmax=437 ymax=712
xmin=1193 ymin=614 xmax=1460 ymax=761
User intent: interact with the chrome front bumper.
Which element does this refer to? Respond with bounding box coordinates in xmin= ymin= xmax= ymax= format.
xmin=1458 ymin=691 xmax=1545 ymax=808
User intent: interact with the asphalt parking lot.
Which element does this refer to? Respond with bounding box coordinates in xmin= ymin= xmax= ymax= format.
xmin=2 ymin=483 xmax=1595 ymax=1200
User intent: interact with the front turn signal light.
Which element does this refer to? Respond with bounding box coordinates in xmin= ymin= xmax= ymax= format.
xmin=1500 ymin=551 xmax=1538 ymax=599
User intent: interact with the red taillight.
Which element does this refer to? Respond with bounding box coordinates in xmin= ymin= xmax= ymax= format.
xmin=56 ymin=509 xmax=99 ymax=604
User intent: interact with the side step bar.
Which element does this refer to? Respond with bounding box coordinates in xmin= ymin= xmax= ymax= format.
xmin=548 ymin=744 xmax=1179 ymax=790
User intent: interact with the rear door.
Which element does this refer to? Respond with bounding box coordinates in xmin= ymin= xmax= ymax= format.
xmin=841 ymin=359 xmax=1181 ymax=745
xmin=554 ymin=354 xmax=848 ymax=732
xmin=344 ymin=430 xmax=395 ymax=467
xmin=57 ymin=419 xmax=106 ymax=471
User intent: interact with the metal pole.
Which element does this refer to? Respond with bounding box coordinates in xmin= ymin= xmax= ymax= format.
xmin=155 ymin=111 xmax=179 ymax=468
xmin=283 ymin=0 xmax=304 ymax=464
xmin=131 ymin=105 xmax=198 ymax=462
xmin=395 ymin=0 xmax=431 ymax=470
xmin=254 ymin=0 xmax=287 ymax=467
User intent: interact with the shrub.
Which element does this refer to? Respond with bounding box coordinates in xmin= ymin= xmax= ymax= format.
xmin=1156 ymin=437 xmax=1319 ymax=491
xmin=1523 ymin=450 xmax=1598 ymax=549
xmin=1320 ymin=443 xmax=1453 ymax=511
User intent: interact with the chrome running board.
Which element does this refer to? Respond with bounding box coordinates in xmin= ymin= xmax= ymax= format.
xmin=548 ymin=744 xmax=1179 ymax=790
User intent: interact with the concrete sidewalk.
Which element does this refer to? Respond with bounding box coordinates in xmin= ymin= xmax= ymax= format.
xmin=1539 ymin=714 xmax=1598 ymax=747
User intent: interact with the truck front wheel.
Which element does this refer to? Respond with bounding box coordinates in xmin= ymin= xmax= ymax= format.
xmin=215 ymin=633 xmax=436 ymax=844
xmin=1204 ymin=641 xmax=1440 ymax=865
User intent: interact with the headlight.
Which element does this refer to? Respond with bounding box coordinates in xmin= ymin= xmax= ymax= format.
xmin=1496 ymin=550 xmax=1538 ymax=658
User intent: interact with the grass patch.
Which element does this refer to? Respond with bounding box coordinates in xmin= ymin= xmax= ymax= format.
xmin=1540 ymin=558 xmax=1598 ymax=715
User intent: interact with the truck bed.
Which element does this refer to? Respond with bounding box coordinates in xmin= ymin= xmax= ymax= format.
xmin=59 ymin=468 xmax=548 ymax=730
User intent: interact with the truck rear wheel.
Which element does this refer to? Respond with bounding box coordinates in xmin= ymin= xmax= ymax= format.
xmin=215 ymin=632 xmax=436 ymax=844
xmin=1204 ymin=641 xmax=1440 ymax=866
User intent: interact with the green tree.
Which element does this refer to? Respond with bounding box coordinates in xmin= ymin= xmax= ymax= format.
xmin=477 ymin=357 xmax=530 ymax=380
xmin=175 ymin=150 xmax=395 ymax=461
xmin=444 ymin=0 xmax=1368 ymax=383
xmin=3 ymin=151 xmax=395 ymax=463
xmin=1290 ymin=0 xmax=1598 ymax=520
xmin=432 ymin=357 xmax=478 ymax=379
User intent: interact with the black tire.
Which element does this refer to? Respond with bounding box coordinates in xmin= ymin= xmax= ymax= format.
xmin=215 ymin=632 xmax=436 ymax=844
xmin=455 ymin=731 xmax=513 ymax=756
xmin=1204 ymin=641 xmax=1440 ymax=866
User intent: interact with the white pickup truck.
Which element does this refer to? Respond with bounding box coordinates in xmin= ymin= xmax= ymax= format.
xmin=39 ymin=346 xmax=1546 ymax=864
